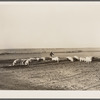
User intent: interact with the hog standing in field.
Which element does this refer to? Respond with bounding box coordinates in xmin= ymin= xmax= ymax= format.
xmin=79 ymin=57 xmax=86 ymax=62
xmin=51 ymin=57 xmax=59 ymax=63
xmin=25 ymin=58 xmax=37 ymax=65
xmin=21 ymin=59 xmax=27 ymax=65
xmin=13 ymin=59 xmax=22 ymax=66
xmin=85 ymin=57 xmax=93 ymax=63
xmin=66 ymin=57 xmax=74 ymax=62
xmin=73 ymin=56 xmax=79 ymax=61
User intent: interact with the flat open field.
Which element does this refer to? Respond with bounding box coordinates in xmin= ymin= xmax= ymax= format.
xmin=0 ymin=48 xmax=100 ymax=90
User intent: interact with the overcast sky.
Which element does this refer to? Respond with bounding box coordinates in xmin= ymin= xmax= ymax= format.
xmin=0 ymin=2 xmax=100 ymax=49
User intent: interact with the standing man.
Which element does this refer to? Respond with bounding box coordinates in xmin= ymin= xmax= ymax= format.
xmin=50 ymin=51 xmax=54 ymax=57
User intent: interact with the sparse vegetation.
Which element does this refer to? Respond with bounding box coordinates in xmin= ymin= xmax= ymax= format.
xmin=0 ymin=48 xmax=100 ymax=90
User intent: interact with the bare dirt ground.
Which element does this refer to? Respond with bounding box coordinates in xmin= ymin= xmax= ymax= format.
xmin=0 ymin=60 xmax=100 ymax=90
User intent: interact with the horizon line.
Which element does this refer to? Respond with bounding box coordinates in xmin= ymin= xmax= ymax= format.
xmin=0 ymin=47 xmax=100 ymax=50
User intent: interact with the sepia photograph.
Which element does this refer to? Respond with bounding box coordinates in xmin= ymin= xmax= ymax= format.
xmin=0 ymin=1 xmax=100 ymax=91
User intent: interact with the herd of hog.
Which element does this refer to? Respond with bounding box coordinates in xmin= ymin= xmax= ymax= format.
xmin=11 ymin=56 xmax=100 ymax=66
